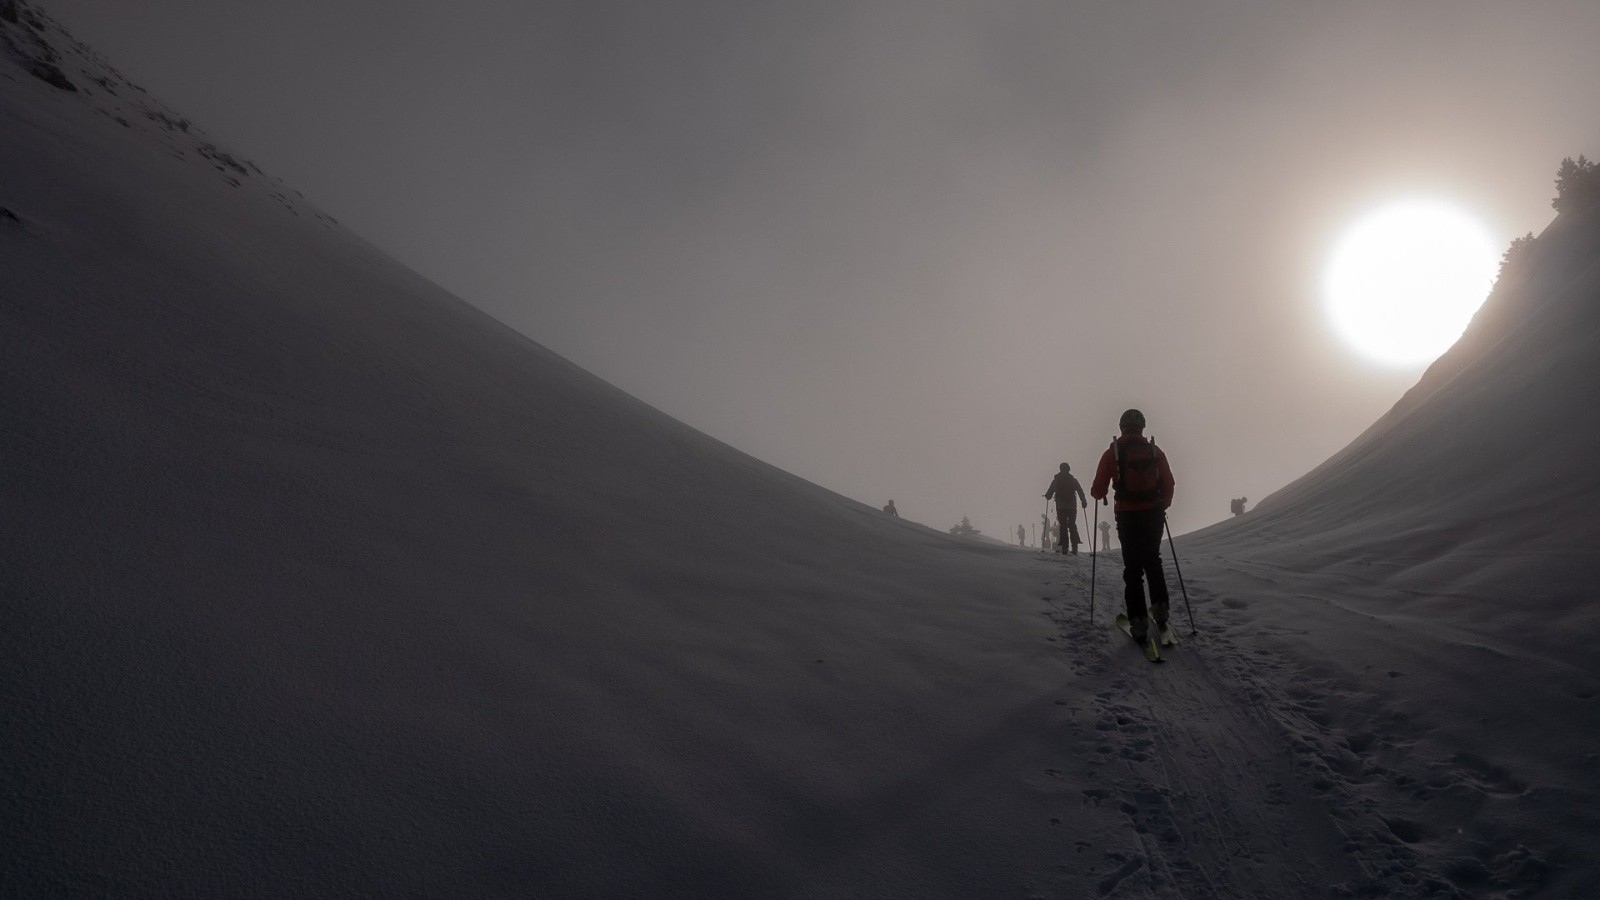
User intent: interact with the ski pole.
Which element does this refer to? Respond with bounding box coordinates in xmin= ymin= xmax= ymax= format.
xmin=1163 ymin=515 xmax=1196 ymax=635
xmin=1081 ymin=507 xmax=1090 ymax=555
xmin=1088 ymin=500 xmax=1099 ymax=624
xmin=1043 ymin=498 xmax=1050 ymax=552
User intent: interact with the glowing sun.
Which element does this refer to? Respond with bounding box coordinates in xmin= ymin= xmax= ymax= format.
xmin=1322 ymin=199 xmax=1499 ymax=367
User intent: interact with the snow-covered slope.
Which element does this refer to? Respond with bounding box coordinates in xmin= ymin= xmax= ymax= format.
xmin=1184 ymin=185 xmax=1600 ymax=664
xmin=1190 ymin=197 xmax=1600 ymax=660
xmin=5 ymin=4 xmax=1596 ymax=897
xmin=1178 ymin=194 xmax=1600 ymax=895
xmin=0 ymin=8 xmax=1084 ymax=897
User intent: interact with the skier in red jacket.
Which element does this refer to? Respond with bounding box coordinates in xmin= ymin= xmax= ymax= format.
xmin=1090 ymin=409 xmax=1176 ymax=645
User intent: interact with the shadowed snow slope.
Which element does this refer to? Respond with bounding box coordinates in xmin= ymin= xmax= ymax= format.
xmin=1 ymin=9 xmax=1087 ymax=898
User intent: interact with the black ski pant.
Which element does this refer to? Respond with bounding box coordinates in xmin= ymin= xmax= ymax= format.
xmin=1115 ymin=508 xmax=1170 ymax=632
xmin=1056 ymin=504 xmax=1080 ymax=551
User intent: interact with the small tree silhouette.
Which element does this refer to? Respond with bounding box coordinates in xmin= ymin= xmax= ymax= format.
xmin=1553 ymin=155 xmax=1600 ymax=213
xmin=1496 ymin=231 xmax=1537 ymax=282
xmin=948 ymin=515 xmax=980 ymax=536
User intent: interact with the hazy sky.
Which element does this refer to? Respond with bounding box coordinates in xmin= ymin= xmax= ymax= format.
xmin=44 ymin=0 xmax=1600 ymax=538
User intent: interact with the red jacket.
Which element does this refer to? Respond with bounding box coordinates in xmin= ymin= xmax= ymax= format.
xmin=1090 ymin=434 xmax=1175 ymax=512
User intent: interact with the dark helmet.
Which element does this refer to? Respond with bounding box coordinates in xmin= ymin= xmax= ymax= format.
xmin=1119 ymin=408 xmax=1146 ymax=432
xmin=1059 ymin=462 xmax=1070 ymax=473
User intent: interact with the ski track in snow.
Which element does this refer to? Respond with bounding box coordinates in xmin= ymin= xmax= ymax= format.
xmin=1038 ymin=557 xmax=1352 ymax=898
xmin=1033 ymin=553 xmax=1559 ymax=899
xmin=1191 ymin=557 xmax=1578 ymax=899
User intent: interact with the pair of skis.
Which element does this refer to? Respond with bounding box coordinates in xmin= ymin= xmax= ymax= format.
xmin=1115 ymin=614 xmax=1177 ymax=663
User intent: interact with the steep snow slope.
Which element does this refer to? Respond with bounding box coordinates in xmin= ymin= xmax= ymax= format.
xmin=1 ymin=8 xmax=1104 ymax=898
xmin=1178 ymin=194 xmax=1600 ymax=895
xmin=1190 ymin=199 xmax=1600 ymax=657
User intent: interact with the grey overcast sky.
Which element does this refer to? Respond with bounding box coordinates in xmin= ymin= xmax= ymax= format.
xmin=44 ymin=0 xmax=1600 ymax=538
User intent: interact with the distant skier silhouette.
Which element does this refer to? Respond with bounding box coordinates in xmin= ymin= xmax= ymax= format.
xmin=883 ymin=499 xmax=899 ymax=517
xmin=1017 ymin=524 xmax=1027 ymax=547
xmin=1098 ymin=519 xmax=1113 ymax=551
xmin=1044 ymin=462 xmax=1087 ymax=554
xmin=1230 ymin=497 xmax=1248 ymax=517
xmin=1090 ymin=409 xmax=1175 ymax=645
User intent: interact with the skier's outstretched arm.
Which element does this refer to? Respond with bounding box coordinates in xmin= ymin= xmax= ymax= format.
xmin=1089 ymin=449 xmax=1115 ymax=502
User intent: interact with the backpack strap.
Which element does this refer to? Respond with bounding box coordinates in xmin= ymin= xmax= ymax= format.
xmin=1150 ymin=436 xmax=1163 ymax=498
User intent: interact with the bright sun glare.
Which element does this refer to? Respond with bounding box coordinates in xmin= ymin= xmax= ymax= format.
xmin=1323 ymin=199 xmax=1499 ymax=368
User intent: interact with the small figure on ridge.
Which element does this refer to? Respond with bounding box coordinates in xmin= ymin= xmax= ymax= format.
xmin=1044 ymin=463 xmax=1087 ymax=555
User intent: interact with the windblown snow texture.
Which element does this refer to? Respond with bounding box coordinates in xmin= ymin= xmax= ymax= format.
xmin=1 ymin=8 xmax=1068 ymax=897
xmin=4 ymin=4 xmax=1596 ymax=897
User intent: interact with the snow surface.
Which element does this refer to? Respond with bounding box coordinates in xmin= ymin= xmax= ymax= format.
xmin=3 ymin=5 xmax=1596 ymax=897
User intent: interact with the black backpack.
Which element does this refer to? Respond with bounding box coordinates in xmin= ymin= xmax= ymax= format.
xmin=1112 ymin=437 xmax=1163 ymax=504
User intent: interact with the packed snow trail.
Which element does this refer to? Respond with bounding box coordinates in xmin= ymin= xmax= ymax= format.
xmin=1037 ymin=557 xmax=1369 ymax=898
xmin=1039 ymin=551 xmax=1573 ymax=898
xmin=1186 ymin=555 xmax=1582 ymax=898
